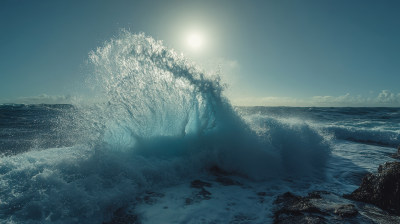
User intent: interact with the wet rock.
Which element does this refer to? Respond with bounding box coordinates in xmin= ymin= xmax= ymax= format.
xmin=273 ymin=191 xmax=367 ymax=223
xmin=273 ymin=192 xmax=328 ymax=224
xmin=256 ymin=192 xmax=267 ymax=203
xmin=185 ymin=185 xmax=212 ymax=205
xmin=392 ymin=154 xmax=400 ymax=159
xmin=345 ymin=161 xmax=400 ymax=215
xmin=231 ymin=213 xmax=257 ymax=223
xmin=103 ymin=208 xmax=140 ymax=224
xmin=184 ymin=197 xmax=194 ymax=205
xmin=209 ymin=165 xmax=231 ymax=176
xmin=274 ymin=191 xmax=400 ymax=223
xmin=136 ymin=191 xmax=164 ymax=205
xmin=307 ymin=191 xmax=329 ymax=199
xmin=333 ymin=204 xmax=358 ymax=218
xmin=197 ymin=188 xmax=212 ymax=199
xmin=190 ymin=180 xmax=212 ymax=189
xmin=257 ymin=192 xmax=267 ymax=197
xmin=215 ymin=176 xmax=242 ymax=186
xmin=390 ymin=146 xmax=400 ymax=159
xmin=275 ymin=215 xmax=326 ymax=224
xmin=208 ymin=166 xmax=243 ymax=186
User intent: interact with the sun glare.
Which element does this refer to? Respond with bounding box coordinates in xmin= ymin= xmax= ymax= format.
xmin=187 ymin=31 xmax=204 ymax=50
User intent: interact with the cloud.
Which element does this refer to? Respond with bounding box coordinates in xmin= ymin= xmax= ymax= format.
xmin=1 ymin=94 xmax=74 ymax=104
xmin=311 ymin=90 xmax=400 ymax=106
xmin=232 ymin=90 xmax=400 ymax=107
xmin=232 ymin=96 xmax=306 ymax=107
xmin=377 ymin=90 xmax=400 ymax=104
xmin=3 ymin=90 xmax=399 ymax=107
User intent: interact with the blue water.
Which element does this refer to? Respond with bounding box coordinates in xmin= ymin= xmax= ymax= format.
xmin=0 ymin=32 xmax=399 ymax=223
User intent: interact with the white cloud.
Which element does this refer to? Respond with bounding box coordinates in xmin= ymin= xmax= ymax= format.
xmin=377 ymin=90 xmax=400 ymax=104
xmin=232 ymin=90 xmax=400 ymax=107
xmin=1 ymin=94 xmax=74 ymax=104
xmin=232 ymin=96 xmax=306 ymax=107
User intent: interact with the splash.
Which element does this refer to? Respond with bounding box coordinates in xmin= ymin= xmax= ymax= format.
xmin=0 ymin=31 xmax=332 ymax=223
xmin=88 ymin=31 xmax=224 ymax=139
xmin=83 ymin=31 xmax=270 ymax=172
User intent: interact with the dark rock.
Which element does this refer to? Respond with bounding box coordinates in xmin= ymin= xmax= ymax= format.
xmin=274 ymin=192 xmax=326 ymax=214
xmin=257 ymin=192 xmax=267 ymax=197
xmin=273 ymin=192 xmax=328 ymax=224
xmin=345 ymin=161 xmax=400 ymax=215
xmin=184 ymin=198 xmax=194 ymax=205
xmin=231 ymin=213 xmax=257 ymax=223
xmin=215 ymin=176 xmax=242 ymax=186
xmin=390 ymin=146 xmax=400 ymax=159
xmin=333 ymin=204 xmax=358 ymax=218
xmin=256 ymin=192 xmax=267 ymax=203
xmin=136 ymin=191 xmax=164 ymax=205
xmin=391 ymin=154 xmax=400 ymax=159
xmin=274 ymin=192 xmax=301 ymax=203
xmin=103 ymin=208 xmax=140 ymax=224
xmin=190 ymin=180 xmax=212 ymax=189
xmin=274 ymin=191 xmax=400 ymax=223
xmin=208 ymin=166 xmax=244 ymax=186
xmin=209 ymin=165 xmax=231 ymax=176
xmin=197 ymin=188 xmax=212 ymax=199
xmin=185 ymin=187 xmax=212 ymax=205
xmin=275 ymin=215 xmax=326 ymax=224
xmin=307 ymin=191 xmax=329 ymax=199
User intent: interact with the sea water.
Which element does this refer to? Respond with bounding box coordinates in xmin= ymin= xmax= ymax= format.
xmin=0 ymin=31 xmax=399 ymax=223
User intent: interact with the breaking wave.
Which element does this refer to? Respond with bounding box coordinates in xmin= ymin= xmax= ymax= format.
xmin=0 ymin=31 xmax=331 ymax=223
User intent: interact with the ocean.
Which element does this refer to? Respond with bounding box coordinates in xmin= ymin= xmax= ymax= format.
xmin=1 ymin=32 xmax=399 ymax=223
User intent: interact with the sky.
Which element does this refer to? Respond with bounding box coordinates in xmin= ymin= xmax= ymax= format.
xmin=1 ymin=0 xmax=399 ymax=106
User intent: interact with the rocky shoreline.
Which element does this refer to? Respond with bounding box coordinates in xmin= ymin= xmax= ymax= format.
xmin=275 ymin=147 xmax=400 ymax=224
xmin=104 ymin=148 xmax=400 ymax=224
xmin=344 ymin=161 xmax=400 ymax=215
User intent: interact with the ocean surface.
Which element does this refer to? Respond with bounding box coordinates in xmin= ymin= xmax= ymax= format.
xmin=1 ymin=32 xmax=399 ymax=223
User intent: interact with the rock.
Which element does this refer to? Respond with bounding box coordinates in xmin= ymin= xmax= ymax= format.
xmin=273 ymin=191 xmax=369 ymax=223
xmin=104 ymin=214 xmax=139 ymax=224
xmin=273 ymin=192 xmax=328 ymax=224
xmin=231 ymin=213 xmax=257 ymax=223
xmin=215 ymin=176 xmax=242 ymax=186
xmin=257 ymin=192 xmax=267 ymax=203
xmin=190 ymin=180 xmax=212 ymax=189
xmin=257 ymin=192 xmax=267 ymax=197
xmin=136 ymin=191 xmax=164 ymax=205
xmin=103 ymin=208 xmax=140 ymax=224
xmin=274 ymin=215 xmax=326 ymax=224
xmin=390 ymin=146 xmax=400 ymax=159
xmin=333 ymin=204 xmax=358 ymax=218
xmin=184 ymin=188 xmax=212 ymax=205
xmin=197 ymin=188 xmax=212 ymax=199
xmin=208 ymin=165 xmax=243 ymax=186
xmin=185 ymin=181 xmax=212 ymax=205
xmin=209 ymin=165 xmax=231 ymax=176
xmin=345 ymin=161 xmax=400 ymax=215
xmin=307 ymin=191 xmax=330 ymax=199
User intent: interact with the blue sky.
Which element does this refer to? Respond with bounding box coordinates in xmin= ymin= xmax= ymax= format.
xmin=1 ymin=0 xmax=399 ymax=106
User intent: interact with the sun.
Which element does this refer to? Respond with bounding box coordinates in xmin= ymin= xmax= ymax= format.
xmin=186 ymin=31 xmax=204 ymax=50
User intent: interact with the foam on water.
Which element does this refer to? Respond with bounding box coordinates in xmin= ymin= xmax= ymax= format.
xmin=325 ymin=124 xmax=400 ymax=147
xmin=0 ymin=31 xmax=332 ymax=223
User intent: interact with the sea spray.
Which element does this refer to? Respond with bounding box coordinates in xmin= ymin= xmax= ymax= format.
xmin=83 ymin=31 xmax=284 ymax=176
xmin=0 ymin=31 xmax=332 ymax=223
